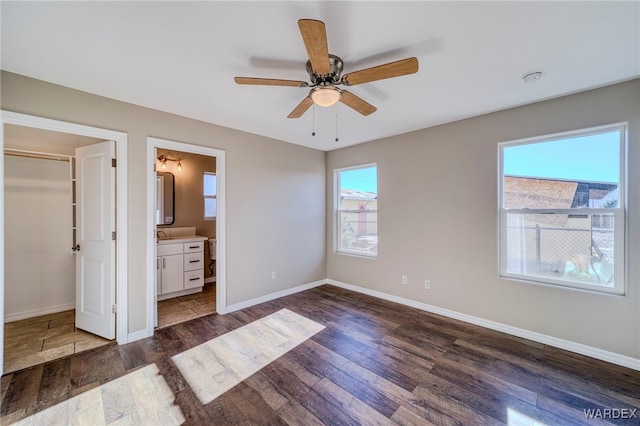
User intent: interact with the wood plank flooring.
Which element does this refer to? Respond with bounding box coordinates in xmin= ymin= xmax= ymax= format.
xmin=2 ymin=285 xmax=639 ymax=425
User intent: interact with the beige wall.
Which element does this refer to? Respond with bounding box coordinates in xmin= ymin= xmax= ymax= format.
xmin=3 ymin=70 xmax=637 ymax=361
xmin=327 ymin=79 xmax=640 ymax=359
xmin=1 ymin=71 xmax=326 ymax=334
xmin=4 ymin=155 xmax=74 ymax=319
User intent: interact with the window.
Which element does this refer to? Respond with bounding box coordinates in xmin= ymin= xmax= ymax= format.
xmin=499 ymin=124 xmax=625 ymax=294
xmin=204 ymin=172 xmax=217 ymax=220
xmin=336 ymin=164 xmax=377 ymax=257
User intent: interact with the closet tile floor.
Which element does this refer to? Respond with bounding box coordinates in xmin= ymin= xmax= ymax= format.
xmin=3 ymin=283 xmax=215 ymax=374
xmin=157 ymin=282 xmax=216 ymax=329
xmin=3 ymin=310 xmax=112 ymax=375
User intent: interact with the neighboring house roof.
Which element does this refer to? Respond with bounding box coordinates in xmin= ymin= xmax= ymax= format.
xmin=504 ymin=176 xmax=617 ymax=209
xmin=341 ymin=188 xmax=377 ymax=201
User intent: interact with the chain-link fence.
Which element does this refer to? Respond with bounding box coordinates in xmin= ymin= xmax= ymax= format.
xmin=505 ymin=213 xmax=614 ymax=286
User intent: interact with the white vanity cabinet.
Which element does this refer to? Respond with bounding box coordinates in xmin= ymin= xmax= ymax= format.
xmin=157 ymin=238 xmax=206 ymax=300
xmin=158 ymin=253 xmax=184 ymax=294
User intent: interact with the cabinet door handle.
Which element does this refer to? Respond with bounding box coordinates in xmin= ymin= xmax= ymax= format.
xmin=189 ymin=277 xmax=201 ymax=281
xmin=189 ymin=260 xmax=200 ymax=263
xmin=189 ymin=245 xmax=199 ymax=249
xmin=163 ymin=258 xmax=166 ymax=268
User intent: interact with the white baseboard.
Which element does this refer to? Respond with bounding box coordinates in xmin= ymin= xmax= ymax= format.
xmin=157 ymin=287 xmax=202 ymax=301
xmin=225 ymin=279 xmax=327 ymax=313
xmin=327 ymin=279 xmax=640 ymax=371
xmin=5 ymin=303 xmax=75 ymax=323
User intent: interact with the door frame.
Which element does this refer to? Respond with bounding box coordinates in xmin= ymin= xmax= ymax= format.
xmin=0 ymin=110 xmax=129 ymax=376
xmin=146 ymin=137 xmax=226 ymax=337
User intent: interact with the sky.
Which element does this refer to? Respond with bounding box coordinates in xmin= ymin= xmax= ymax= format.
xmin=339 ymin=166 xmax=377 ymax=193
xmin=503 ymin=130 xmax=621 ymax=184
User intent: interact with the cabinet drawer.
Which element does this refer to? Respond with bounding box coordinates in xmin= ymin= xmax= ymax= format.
xmin=183 ymin=241 xmax=204 ymax=253
xmin=184 ymin=252 xmax=203 ymax=271
xmin=184 ymin=270 xmax=204 ymax=289
xmin=157 ymin=243 xmax=183 ymax=256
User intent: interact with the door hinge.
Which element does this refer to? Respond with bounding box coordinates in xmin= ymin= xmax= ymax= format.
xmin=112 ymin=158 xmax=117 ymax=167
xmin=112 ymin=304 xmax=117 ymax=314
xmin=112 ymin=231 xmax=116 ymax=240
xmin=153 ymin=163 xmax=157 ymax=172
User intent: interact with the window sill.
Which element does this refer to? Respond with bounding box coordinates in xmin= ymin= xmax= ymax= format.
xmin=336 ymin=251 xmax=377 ymax=260
xmin=499 ymin=272 xmax=625 ymax=296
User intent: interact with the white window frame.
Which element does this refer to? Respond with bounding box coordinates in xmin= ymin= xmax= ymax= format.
xmin=335 ymin=163 xmax=378 ymax=258
xmin=204 ymin=172 xmax=217 ymax=220
xmin=498 ymin=123 xmax=626 ymax=295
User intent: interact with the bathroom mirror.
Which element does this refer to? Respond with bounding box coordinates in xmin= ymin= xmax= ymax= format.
xmin=156 ymin=172 xmax=175 ymax=225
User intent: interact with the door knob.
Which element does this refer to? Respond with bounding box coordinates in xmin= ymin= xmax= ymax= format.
xmin=72 ymin=244 xmax=80 ymax=252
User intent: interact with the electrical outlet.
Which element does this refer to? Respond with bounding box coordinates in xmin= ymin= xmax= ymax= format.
xmin=271 ymin=272 xmax=277 ymax=280
xmin=401 ymin=275 xmax=408 ymax=285
xmin=424 ymin=280 xmax=431 ymax=289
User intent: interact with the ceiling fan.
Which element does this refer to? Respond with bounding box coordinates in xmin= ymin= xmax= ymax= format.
xmin=234 ymin=19 xmax=419 ymax=118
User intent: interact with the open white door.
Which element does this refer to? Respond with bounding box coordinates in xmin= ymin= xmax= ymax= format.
xmin=75 ymin=141 xmax=115 ymax=340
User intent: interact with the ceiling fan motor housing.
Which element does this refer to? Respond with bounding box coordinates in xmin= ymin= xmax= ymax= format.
xmin=307 ymin=54 xmax=343 ymax=86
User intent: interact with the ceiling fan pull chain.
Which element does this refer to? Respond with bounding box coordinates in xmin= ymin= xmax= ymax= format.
xmin=335 ymin=107 xmax=339 ymax=142
xmin=312 ymin=104 xmax=316 ymax=136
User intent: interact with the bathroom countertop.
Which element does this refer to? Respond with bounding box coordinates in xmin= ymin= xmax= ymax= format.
xmin=157 ymin=235 xmax=208 ymax=245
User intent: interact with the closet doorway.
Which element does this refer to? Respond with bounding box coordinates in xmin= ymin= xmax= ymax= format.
xmin=0 ymin=112 xmax=129 ymax=376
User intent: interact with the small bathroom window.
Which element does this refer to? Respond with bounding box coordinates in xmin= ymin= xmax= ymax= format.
xmin=204 ymin=172 xmax=217 ymax=220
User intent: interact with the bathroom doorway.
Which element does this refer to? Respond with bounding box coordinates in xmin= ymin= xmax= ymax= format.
xmin=0 ymin=112 xmax=129 ymax=375
xmin=155 ymin=148 xmax=217 ymax=328
xmin=146 ymin=137 xmax=225 ymax=335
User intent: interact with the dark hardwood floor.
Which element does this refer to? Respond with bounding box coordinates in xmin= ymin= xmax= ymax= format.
xmin=2 ymin=285 xmax=639 ymax=425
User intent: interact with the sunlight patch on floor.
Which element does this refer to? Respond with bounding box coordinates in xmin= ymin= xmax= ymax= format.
xmin=508 ymin=408 xmax=548 ymax=426
xmin=12 ymin=364 xmax=184 ymax=425
xmin=172 ymin=308 xmax=324 ymax=404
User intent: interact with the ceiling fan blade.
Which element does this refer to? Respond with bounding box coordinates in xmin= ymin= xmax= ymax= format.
xmin=339 ymin=91 xmax=377 ymax=116
xmin=234 ymin=77 xmax=308 ymax=87
xmin=298 ymin=19 xmax=330 ymax=74
xmin=287 ymin=97 xmax=314 ymax=118
xmin=341 ymin=57 xmax=419 ymax=86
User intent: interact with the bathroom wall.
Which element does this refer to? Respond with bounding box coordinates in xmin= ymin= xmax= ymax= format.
xmin=4 ymin=154 xmax=74 ymax=320
xmin=157 ymin=149 xmax=217 ymax=280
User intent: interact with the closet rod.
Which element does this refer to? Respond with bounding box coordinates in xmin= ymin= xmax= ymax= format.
xmin=4 ymin=149 xmax=72 ymax=162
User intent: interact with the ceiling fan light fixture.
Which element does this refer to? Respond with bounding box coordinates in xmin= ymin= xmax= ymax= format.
xmin=311 ymin=87 xmax=341 ymax=107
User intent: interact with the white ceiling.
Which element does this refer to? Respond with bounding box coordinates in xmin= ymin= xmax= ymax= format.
xmin=2 ymin=1 xmax=639 ymax=151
